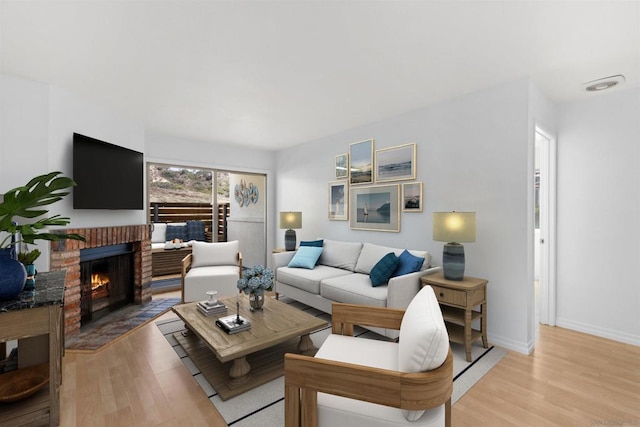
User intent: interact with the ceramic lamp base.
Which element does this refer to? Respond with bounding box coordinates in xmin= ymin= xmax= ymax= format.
xmin=284 ymin=229 xmax=297 ymax=251
xmin=442 ymin=242 xmax=465 ymax=281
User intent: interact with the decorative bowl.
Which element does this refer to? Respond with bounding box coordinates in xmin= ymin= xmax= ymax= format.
xmin=0 ymin=363 xmax=49 ymax=403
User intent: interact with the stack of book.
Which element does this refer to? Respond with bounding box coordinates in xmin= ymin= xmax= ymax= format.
xmin=197 ymin=300 xmax=227 ymax=317
xmin=216 ymin=314 xmax=252 ymax=334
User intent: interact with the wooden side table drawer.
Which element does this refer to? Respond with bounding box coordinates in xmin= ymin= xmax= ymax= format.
xmin=430 ymin=285 xmax=466 ymax=306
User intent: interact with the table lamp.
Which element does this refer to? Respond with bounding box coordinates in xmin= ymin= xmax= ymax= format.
xmin=432 ymin=212 xmax=476 ymax=280
xmin=280 ymin=211 xmax=302 ymax=251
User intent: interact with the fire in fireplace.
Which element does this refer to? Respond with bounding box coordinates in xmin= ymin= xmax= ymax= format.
xmin=79 ymin=244 xmax=134 ymax=325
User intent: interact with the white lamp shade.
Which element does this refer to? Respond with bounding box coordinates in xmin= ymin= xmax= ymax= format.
xmin=433 ymin=212 xmax=476 ymax=243
xmin=280 ymin=211 xmax=302 ymax=229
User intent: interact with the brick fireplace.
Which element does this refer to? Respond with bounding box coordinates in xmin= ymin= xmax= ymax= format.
xmin=50 ymin=225 xmax=152 ymax=338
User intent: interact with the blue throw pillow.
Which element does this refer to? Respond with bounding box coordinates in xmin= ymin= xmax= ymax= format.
xmin=186 ymin=220 xmax=206 ymax=241
xmin=288 ymin=246 xmax=323 ymax=269
xmin=166 ymin=224 xmax=187 ymax=241
xmin=370 ymin=252 xmax=400 ymax=287
xmin=300 ymin=239 xmax=324 ymax=247
xmin=392 ymin=250 xmax=425 ymax=277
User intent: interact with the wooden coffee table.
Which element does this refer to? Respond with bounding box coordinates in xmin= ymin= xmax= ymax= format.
xmin=172 ymin=295 xmax=327 ymax=400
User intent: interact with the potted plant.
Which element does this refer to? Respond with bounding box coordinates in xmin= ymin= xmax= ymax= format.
xmin=236 ymin=265 xmax=274 ymax=310
xmin=0 ymin=171 xmax=85 ymax=300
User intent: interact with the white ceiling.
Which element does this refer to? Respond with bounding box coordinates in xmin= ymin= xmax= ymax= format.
xmin=1 ymin=1 xmax=639 ymax=150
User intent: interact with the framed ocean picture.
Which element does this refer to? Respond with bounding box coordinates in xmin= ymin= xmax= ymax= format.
xmin=349 ymin=184 xmax=400 ymax=232
xmin=335 ymin=153 xmax=348 ymax=179
xmin=402 ymin=182 xmax=423 ymax=212
xmin=328 ymin=181 xmax=348 ymax=220
xmin=349 ymin=139 xmax=374 ymax=185
xmin=375 ymin=143 xmax=416 ymax=182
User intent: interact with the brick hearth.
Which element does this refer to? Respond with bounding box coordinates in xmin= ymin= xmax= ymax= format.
xmin=50 ymin=225 xmax=152 ymax=338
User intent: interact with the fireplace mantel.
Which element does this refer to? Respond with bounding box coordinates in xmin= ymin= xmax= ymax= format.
xmin=50 ymin=225 xmax=152 ymax=337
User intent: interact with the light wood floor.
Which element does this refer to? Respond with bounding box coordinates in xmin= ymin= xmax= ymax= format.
xmin=59 ymin=291 xmax=640 ymax=426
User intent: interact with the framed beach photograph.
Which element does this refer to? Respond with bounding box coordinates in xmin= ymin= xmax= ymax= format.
xmin=335 ymin=153 xmax=349 ymax=179
xmin=349 ymin=184 xmax=400 ymax=232
xmin=402 ymin=182 xmax=423 ymax=212
xmin=349 ymin=139 xmax=374 ymax=185
xmin=375 ymin=143 xmax=416 ymax=182
xmin=328 ymin=181 xmax=348 ymax=220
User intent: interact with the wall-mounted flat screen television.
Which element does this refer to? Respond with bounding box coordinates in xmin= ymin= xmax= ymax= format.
xmin=73 ymin=133 xmax=144 ymax=210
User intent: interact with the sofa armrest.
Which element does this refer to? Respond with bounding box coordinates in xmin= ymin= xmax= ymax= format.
xmin=386 ymin=266 xmax=442 ymax=310
xmin=273 ymin=251 xmax=296 ymax=271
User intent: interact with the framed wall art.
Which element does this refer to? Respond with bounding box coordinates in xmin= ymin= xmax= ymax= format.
xmin=349 ymin=184 xmax=400 ymax=232
xmin=349 ymin=139 xmax=374 ymax=185
xmin=375 ymin=143 xmax=416 ymax=182
xmin=328 ymin=181 xmax=348 ymax=220
xmin=335 ymin=153 xmax=349 ymax=179
xmin=402 ymin=182 xmax=423 ymax=212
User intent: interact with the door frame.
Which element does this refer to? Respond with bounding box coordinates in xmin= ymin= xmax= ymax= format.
xmin=535 ymin=125 xmax=557 ymax=326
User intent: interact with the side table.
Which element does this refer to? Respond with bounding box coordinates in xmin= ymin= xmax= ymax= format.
xmin=420 ymin=272 xmax=488 ymax=362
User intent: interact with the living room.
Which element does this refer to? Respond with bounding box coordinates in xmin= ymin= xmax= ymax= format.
xmin=0 ymin=1 xmax=638 ymax=426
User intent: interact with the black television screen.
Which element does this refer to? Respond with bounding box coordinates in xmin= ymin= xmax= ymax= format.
xmin=73 ymin=133 xmax=144 ymax=210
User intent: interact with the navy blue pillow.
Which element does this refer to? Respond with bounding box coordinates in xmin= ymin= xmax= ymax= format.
xmin=370 ymin=252 xmax=400 ymax=287
xmin=392 ymin=250 xmax=425 ymax=277
xmin=300 ymin=239 xmax=324 ymax=247
xmin=166 ymin=224 xmax=187 ymax=241
xmin=186 ymin=220 xmax=206 ymax=241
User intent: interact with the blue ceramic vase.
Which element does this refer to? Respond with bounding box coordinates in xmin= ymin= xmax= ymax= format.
xmin=0 ymin=247 xmax=27 ymax=300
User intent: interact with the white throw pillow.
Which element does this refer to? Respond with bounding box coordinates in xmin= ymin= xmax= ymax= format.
xmin=317 ymin=239 xmax=363 ymax=271
xmin=151 ymin=223 xmax=167 ymax=243
xmin=191 ymin=240 xmax=239 ymax=268
xmin=399 ymin=285 xmax=450 ymax=421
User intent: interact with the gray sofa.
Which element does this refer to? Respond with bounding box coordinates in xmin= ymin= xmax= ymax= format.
xmin=273 ymin=239 xmax=441 ymax=339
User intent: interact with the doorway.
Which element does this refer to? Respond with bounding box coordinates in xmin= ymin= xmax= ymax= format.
xmin=534 ymin=127 xmax=557 ymax=326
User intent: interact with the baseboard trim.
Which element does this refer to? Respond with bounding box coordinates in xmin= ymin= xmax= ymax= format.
xmin=556 ymin=317 xmax=640 ymax=346
xmin=486 ymin=333 xmax=531 ymax=355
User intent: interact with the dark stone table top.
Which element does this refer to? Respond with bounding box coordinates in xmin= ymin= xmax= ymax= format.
xmin=0 ymin=270 xmax=66 ymax=313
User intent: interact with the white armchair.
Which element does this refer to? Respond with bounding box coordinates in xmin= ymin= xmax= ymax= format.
xmin=181 ymin=240 xmax=242 ymax=303
xmin=285 ymin=285 xmax=452 ymax=427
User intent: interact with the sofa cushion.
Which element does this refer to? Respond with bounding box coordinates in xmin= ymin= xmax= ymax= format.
xmin=186 ymin=220 xmax=206 ymax=241
xmin=191 ymin=240 xmax=239 ymax=268
xmin=318 ymin=240 xmax=363 ymax=271
xmin=355 ymin=243 xmax=430 ymax=275
xmin=320 ymin=273 xmax=388 ymax=307
xmin=151 ymin=223 xmax=167 ymax=243
xmin=166 ymin=223 xmax=187 ymax=241
xmin=399 ymin=285 xmax=449 ymax=421
xmin=370 ymin=252 xmax=400 ymax=287
xmin=392 ymin=249 xmax=425 ymax=277
xmin=288 ymin=246 xmax=323 ymax=269
xmin=300 ymin=239 xmax=324 ymax=247
xmin=277 ymin=265 xmax=354 ymax=295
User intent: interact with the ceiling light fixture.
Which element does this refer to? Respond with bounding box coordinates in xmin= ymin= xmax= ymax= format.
xmin=582 ymin=75 xmax=625 ymax=92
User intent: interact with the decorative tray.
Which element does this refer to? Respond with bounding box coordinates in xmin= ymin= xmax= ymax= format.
xmin=0 ymin=362 xmax=49 ymax=403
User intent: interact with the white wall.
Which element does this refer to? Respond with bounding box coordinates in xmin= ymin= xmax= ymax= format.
xmin=276 ymin=79 xmax=533 ymax=353
xmin=556 ymin=88 xmax=640 ymax=345
xmin=1 ymin=74 xmax=147 ymax=271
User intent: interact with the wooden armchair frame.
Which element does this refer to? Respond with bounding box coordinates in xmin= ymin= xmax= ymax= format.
xmin=180 ymin=251 xmax=242 ymax=302
xmin=284 ymin=303 xmax=453 ymax=427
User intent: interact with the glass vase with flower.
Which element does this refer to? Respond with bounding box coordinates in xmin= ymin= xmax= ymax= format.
xmin=236 ymin=265 xmax=274 ymax=310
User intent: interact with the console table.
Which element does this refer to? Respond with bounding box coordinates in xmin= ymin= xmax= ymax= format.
xmin=152 ymin=247 xmax=192 ymax=276
xmin=0 ymin=270 xmax=65 ymax=427
xmin=420 ymin=272 xmax=488 ymax=362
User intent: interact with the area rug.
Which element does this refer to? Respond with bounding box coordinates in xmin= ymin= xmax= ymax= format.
xmin=66 ymin=297 xmax=180 ymax=351
xmin=156 ymin=298 xmax=506 ymax=426
xmin=151 ymin=276 xmax=182 ymax=292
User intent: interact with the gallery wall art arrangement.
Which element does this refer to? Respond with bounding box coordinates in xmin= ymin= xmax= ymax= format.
xmin=329 ymin=138 xmax=423 ymax=231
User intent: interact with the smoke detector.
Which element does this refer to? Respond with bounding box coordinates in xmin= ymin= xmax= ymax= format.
xmin=582 ymin=75 xmax=625 ymax=92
